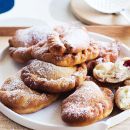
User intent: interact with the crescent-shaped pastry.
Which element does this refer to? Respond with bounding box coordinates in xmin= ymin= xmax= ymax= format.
xmin=21 ymin=60 xmax=87 ymax=93
xmin=8 ymin=26 xmax=54 ymax=63
xmin=61 ymin=81 xmax=113 ymax=125
xmin=0 ymin=72 xmax=58 ymax=114
xmin=93 ymin=60 xmax=130 ymax=83
xmin=9 ymin=26 xmax=53 ymax=47
xmin=115 ymin=86 xmax=130 ymax=110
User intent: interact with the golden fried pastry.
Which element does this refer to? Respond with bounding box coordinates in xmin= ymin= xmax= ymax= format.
xmin=21 ymin=60 xmax=87 ymax=93
xmin=31 ymin=26 xmax=99 ymax=66
xmin=9 ymin=26 xmax=53 ymax=47
xmin=9 ymin=26 xmax=99 ymax=66
xmin=9 ymin=26 xmax=53 ymax=63
xmin=32 ymin=42 xmax=99 ymax=67
xmin=85 ymin=40 xmax=119 ymax=75
xmin=61 ymin=81 xmax=113 ymax=125
xmin=92 ymin=40 xmax=119 ymax=63
xmin=49 ymin=26 xmax=91 ymax=54
xmin=93 ymin=60 xmax=130 ymax=83
xmin=0 ymin=72 xmax=58 ymax=114
xmin=9 ymin=47 xmax=32 ymax=63
xmin=115 ymin=86 xmax=130 ymax=110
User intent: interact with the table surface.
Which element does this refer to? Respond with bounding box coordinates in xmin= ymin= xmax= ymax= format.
xmin=0 ymin=26 xmax=130 ymax=130
xmin=0 ymin=0 xmax=78 ymax=26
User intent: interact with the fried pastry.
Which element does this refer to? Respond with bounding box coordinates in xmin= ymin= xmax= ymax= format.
xmin=86 ymin=40 xmax=119 ymax=75
xmin=9 ymin=26 xmax=53 ymax=63
xmin=9 ymin=47 xmax=32 ymax=63
xmin=21 ymin=60 xmax=87 ymax=93
xmin=93 ymin=60 xmax=130 ymax=83
xmin=92 ymin=40 xmax=119 ymax=63
xmin=9 ymin=26 xmax=99 ymax=66
xmin=0 ymin=72 xmax=58 ymax=114
xmin=31 ymin=42 xmax=99 ymax=67
xmin=9 ymin=26 xmax=53 ymax=47
xmin=61 ymin=81 xmax=113 ymax=125
xmin=48 ymin=26 xmax=91 ymax=54
xmin=115 ymin=86 xmax=130 ymax=110
xmin=31 ymin=26 xmax=99 ymax=66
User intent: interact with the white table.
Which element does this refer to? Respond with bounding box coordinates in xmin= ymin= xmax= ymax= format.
xmin=0 ymin=0 xmax=79 ymax=26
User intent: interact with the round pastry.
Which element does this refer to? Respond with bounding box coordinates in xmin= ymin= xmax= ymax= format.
xmin=0 ymin=72 xmax=58 ymax=114
xmin=93 ymin=60 xmax=130 ymax=83
xmin=21 ymin=60 xmax=87 ymax=93
xmin=9 ymin=26 xmax=53 ymax=47
xmin=61 ymin=81 xmax=113 ymax=125
xmin=115 ymin=86 xmax=130 ymax=110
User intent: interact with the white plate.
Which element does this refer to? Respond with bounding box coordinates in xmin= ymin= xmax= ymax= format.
xmin=0 ymin=32 xmax=130 ymax=130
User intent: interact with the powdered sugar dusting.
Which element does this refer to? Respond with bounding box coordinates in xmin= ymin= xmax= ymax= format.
xmin=0 ymin=72 xmax=56 ymax=109
xmin=62 ymin=27 xmax=90 ymax=49
xmin=92 ymin=40 xmax=119 ymax=56
xmin=62 ymin=81 xmax=105 ymax=119
xmin=15 ymin=26 xmax=53 ymax=47
xmin=27 ymin=60 xmax=76 ymax=80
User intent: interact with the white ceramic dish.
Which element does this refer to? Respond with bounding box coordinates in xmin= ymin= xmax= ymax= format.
xmin=0 ymin=32 xmax=130 ymax=130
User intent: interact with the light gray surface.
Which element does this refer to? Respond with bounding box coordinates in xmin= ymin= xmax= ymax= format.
xmin=0 ymin=0 xmax=79 ymax=26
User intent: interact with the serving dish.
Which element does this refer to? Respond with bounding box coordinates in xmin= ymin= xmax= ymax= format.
xmin=0 ymin=30 xmax=130 ymax=130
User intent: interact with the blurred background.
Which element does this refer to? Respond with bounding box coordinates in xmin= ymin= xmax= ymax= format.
xmin=0 ymin=0 xmax=130 ymax=26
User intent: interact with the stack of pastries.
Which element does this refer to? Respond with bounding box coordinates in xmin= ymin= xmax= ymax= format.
xmin=1 ymin=25 xmax=130 ymax=126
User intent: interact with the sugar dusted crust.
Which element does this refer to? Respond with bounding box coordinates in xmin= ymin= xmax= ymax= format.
xmin=0 ymin=71 xmax=58 ymax=114
xmin=61 ymin=81 xmax=113 ymax=125
xmin=4 ymin=24 xmax=130 ymax=126
xmin=32 ymin=43 xmax=99 ymax=67
xmin=9 ymin=25 xmax=99 ymax=66
xmin=92 ymin=40 xmax=119 ymax=63
xmin=9 ymin=26 xmax=53 ymax=48
xmin=21 ymin=60 xmax=87 ymax=93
